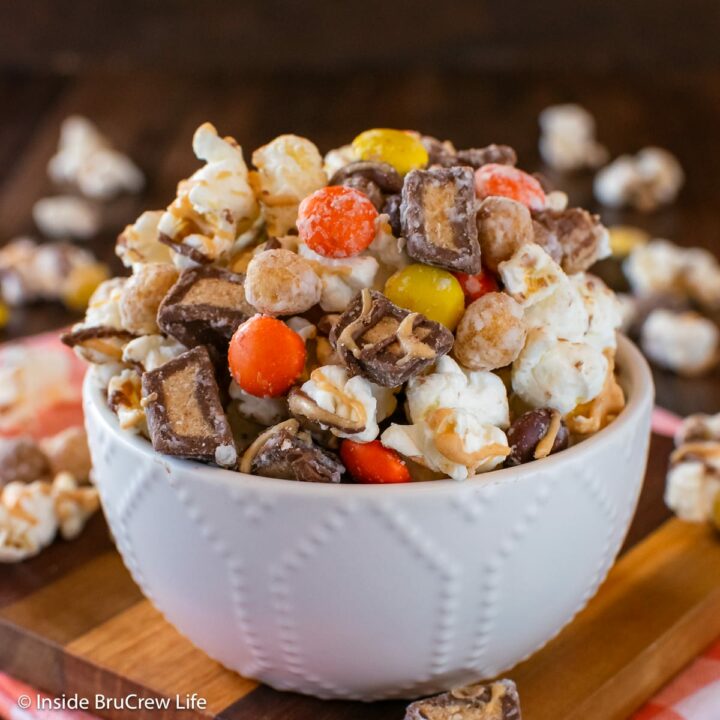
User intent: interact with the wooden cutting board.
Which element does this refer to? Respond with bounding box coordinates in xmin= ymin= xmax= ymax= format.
xmin=2 ymin=507 xmax=720 ymax=719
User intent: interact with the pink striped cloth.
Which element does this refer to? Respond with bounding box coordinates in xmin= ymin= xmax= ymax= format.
xmin=0 ymin=333 xmax=716 ymax=719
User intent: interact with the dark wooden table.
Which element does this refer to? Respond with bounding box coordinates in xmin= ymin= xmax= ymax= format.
xmin=1 ymin=67 xmax=719 ymax=715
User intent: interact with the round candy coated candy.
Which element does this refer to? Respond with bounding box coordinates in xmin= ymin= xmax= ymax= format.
xmin=454 ymin=269 xmax=499 ymax=305
xmin=352 ymin=129 xmax=428 ymax=176
xmin=340 ymin=440 xmax=411 ymax=484
xmin=228 ymin=316 xmax=306 ymax=397
xmin=384 ymin=264 xmax=465 ymax=330
xmin=297 ymin=185 xmax=378 ymax=258
xmin=474 ymin=163 xmax=546 ymax=210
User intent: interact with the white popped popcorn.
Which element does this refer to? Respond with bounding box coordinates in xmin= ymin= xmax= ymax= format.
xmin=158 ymin=123 xmax=258 ymax=265
xmin=381 ymin=356 xmax=510 ymax=480
xmin=298 ymin=243 xmax=379 ymax=312
xmin=666 ymin=461 xmax=720 ymax=523
xmin=594 ymin=147 xmax=684 ymax=212
xmin=116 ymin=210 xmax=173 ymax=267
xmin=292 ymin=365 xmax=396 ymax=443
xmin=323 ymin=144 xmax=358 ymax=178
xmin=571 ymin=273 xmax=623 ymax=352
xmin=251 ymin=135 xmax=327 ymax=236
xmin=122 ymin=334 xmax=187 ymax=372
xmin=0 ymin=481 xmax=57 ymax=562
xmin=641 ymin=309 xmax=719 ymax=376
xmin=108 ymin=369 xmax=146 ymax=433
xmin=32 ymin=195 xmax=101 ymax=240
xmin=512 ymin=328 xmax=608 ymax=415
xmin=51 ymin=472 xmax=100 ymax=540
xmin=538 ymin=104 xmax=608 ymax=172
xmin=48 ymin=115 xmax=144 ymax=199
xmin=623 ymin=239 xmax=687 ymax=296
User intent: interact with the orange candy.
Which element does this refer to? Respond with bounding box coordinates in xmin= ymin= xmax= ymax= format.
xmin=454 ymin=269 xmax=499 ymax=305
xmin=228 ymin=316 xmax=306 ymax=397
xmin=340 ymin=440 xmax=411 ymax=484
xmin=474 ymin=163 xmax=546 ymax=211
xmin=297 ymin=185 xmax=378 ymax=258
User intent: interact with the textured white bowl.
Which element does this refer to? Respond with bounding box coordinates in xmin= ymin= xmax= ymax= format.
xmin=84 ymin=336 xmax=653 ymax=701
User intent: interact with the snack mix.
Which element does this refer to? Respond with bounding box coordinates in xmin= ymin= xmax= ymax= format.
xmin=65 ymin=123 xmax=626 ymax=484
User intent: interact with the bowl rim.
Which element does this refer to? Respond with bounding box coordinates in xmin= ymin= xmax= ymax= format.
xmin=85 ymin=335 xmax=654 ymax=496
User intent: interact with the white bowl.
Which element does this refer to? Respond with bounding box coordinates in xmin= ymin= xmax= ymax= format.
xmin=84 ymin=336 xmax=653 ymax=700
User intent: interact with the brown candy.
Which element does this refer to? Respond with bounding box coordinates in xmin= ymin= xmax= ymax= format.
xmin=421 ymin=135 xmax=517 ymax=169
xmin=40 ymin=427 xmax=92 ymax=482
xmin=329 ymin=161 xmax=403 ymax=206
xmin=532 ymin=208 xmax=608 ymax=275
xmin=330 ymin=289 xmax=454 ymax=387
xmin=61 ymin=326 xmax=136 ymax=363
xmin=0 ymin=437 xmax=51 ymax=488
xmin=505 ymin=408 xmax=569 ymax=467
xmin=157 ymin=266 xmax=255 ymax=351
xmin=405 ymin=679 xmax=521 ymax=720
xmin=401 ymin=166 xmax=481 ymax=273
xmin=382 ymin=194 xmax=402 ymax=237
xmin=239 ymin=419 xmax=344 ymax=482
xmin=141 ymin=346 xmax=237 ymax=467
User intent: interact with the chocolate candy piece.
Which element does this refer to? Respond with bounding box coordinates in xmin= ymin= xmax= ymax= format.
xmin=61 ymin=326 xmax=136 ymax=363
xmin=330 ymin=289 xmax=454 ymax=387
xmin=421 ymin=136 xmax=517 ymax=169
xmin=401 ymin=166 xmax=481 ymax=273
xmin=329 ymin=161 xmax=403 ymax=194
xmin=157 ymin=266 xmax=255 ymax=351
xmin=141 ymin=346 xmax=237 ymax=467
xmin=0 ymin=437 xmax=51 ymax=488
xmin=532 ymin=208 xmax=608 ymax=275
xmin=382 ymin=194 xmax=402 ymax=237
xmin=405 ymin=679 xmax=521 ymax=720
xmin=505 ymin=408 xmax=569 ymax=467
xmin=239 ymin=419 xmax=344 ymax=482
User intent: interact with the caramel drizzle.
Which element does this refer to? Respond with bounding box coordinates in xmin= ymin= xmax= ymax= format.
xmin=671 ymin=442 xmax=720 ymax=466
xmin=239 ymin=419 xmax=299 ymax=474
xmin=534 ymin=410 xmax=562 ymax=460
xmin=337 ymin=288 xmax=374 ymax=358
xmin=396 ymin=313 xmax=436 ymax=365
xmin=308 ymin=369 xmax=367 ymax=428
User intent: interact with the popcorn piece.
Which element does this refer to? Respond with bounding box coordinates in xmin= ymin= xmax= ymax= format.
xmin=39 ymin=427 xmax=92 ymax=483
xmin=0 ymin=480 xmax=57 ymax=562
xmin=532 ymin=208 xmax=611 ymax=275
xmin=285 ymin=316 xmax=317 ymax=345
xmin=51 ymin=472 xmax=99 ymax=540
xmin=505 ymin=408 xmax=569 ymax=466
xmin=512 ymin=328 xmax=608 ymax=415
xmin=142 ymin=346 xmax=237 ymax=466
xmin=623 ymin=239 xmax=687 ymax=296
xmin=476 ymin=196 xmax=534 ymax=273
xmin=298 ymin=243 xmax=380 ymax=312
xmin=32 ymin=196 xmax=101 ymax=240
xmin=119 ymin=263 xmax=179 ymax=335
xmin=666 ymin=446 xmax=720 ymax=523
xmin=566 ymin=352 xmax=625 ymax=435
xmin=330 ymin=289 xmax=454 ymax=387
xmin=245 ymin=249 xmax=321 ymax=315
xmin=48 ymin=115 xmax=144 ymax=199
xmin=682 ymin=247 xmax=720 ymax=311
xmin=323 ymin=144 xmax=358 ymax=178
xmin=116 ymin=210 xmax=173 ymax=267
xmin=405 ymin=679 xmax=521 ymax=720
xmin=108 ymin=369 xmax=146 ymax=433
xmin=641 ymin=309 xmax=718 ymax=376
xmin=675 ymin=412 xmax=720 ymax=445
xmin=251 ymin=134 xmax=327 ymax=236
xmin=240 ymin=419 xmax=345 ymax=483
xmin=62 ymin=278 xmax=135 ymax=364
xmin=594 ymin=147 xmax=684 ymax=212
xmin=157 ymin=266 xmax=255 ymax=352
xmin=122 ymin=334 xmax=187 ymax=372
xmin=538 ymin=104 xmax=608 ymax=172
xmin=401 ymin=166 xmax=481 ymax=274
xmin=382 ymin=356 xmax=510 ymax=480
xmin=499 ymin=243 xmax=589 ymax=342
xmin=229 ymin=381 xmax=289 ymax=426
xmin=571 ymin=273 xmax=623 ymax=352
xmin=0 ymin=437 xmax=50 ymax=488
xmin=289 ymin=365 xmax=396 ymax=443
xmin=158 ymin=123 xmax=258 ymax=265
xmin=453 ymin=292 xmax=527 ymax=371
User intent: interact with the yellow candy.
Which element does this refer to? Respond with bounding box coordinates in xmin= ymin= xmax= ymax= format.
xmin=0 ymin=301 xmax=10 ymax=330
xmin=608 ymin=225 xmax=650 ymax=258
xmin=352 ymin=129 xmax=428 ymax=176
xmin=384 ymin=264 xmax=465 ymax=330
xmin=62 ymin=263 xmax=110 ymax=311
